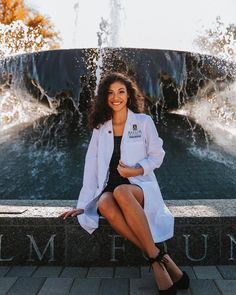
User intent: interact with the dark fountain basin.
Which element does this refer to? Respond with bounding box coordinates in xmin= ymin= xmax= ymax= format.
xmin=0 ymin=48 xmax=235 ymax=265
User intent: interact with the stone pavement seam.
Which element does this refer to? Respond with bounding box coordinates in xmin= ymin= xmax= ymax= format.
xmin=216 ymin=265 xmax=236 ymax=280
xmin=193 ymin=266 xmax=223 ymax=279
xmin=87 ymin=267 xmax=114 ymax=278
xmin=213 ymin=279 xmax=224 ymax=295
xmin=0 ymin=266 xmax=12 ymax=277
xmin=6 ymin=266 xmax=37 ymax=277
xmin=60 ymin=267 xmax=89 ymax=278
xmin=67 ymin=278 xmax=75 ymax=295
xmin=30 ymin=265 xmax=39 ymax=277
xmin=0 ymin=277 xmax=18 ymax=294
xmin=37 ymin=277 xmax=74 ymax=295
xmin=6 ymin=277 xmax=46 ymax=295
xmin=58 ymin=266 xmax=65 ymax=278
xmin=1 ymin=265 xmax=236 ymax=295
xmin=214 ymin=279 xmax=236 ymax=295
xmin=85 ymin=267 xmax=89 ymax=278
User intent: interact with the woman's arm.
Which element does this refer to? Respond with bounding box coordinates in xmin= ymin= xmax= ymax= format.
xmin=118 ymin=116 xmax=165 ymax=178
xmin=117 ymin=161 xmax=144 ymax=177
xmin=137 ymin=116 xmax=165 ymax=176
xmin=59 ymin=208 xmax=84 ymax=219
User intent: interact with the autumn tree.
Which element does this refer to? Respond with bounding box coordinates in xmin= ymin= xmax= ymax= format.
xmin=0 ymin=0 xmax=27 ymax=24
xmin=0 ymin=0 xmax=60 ymax=55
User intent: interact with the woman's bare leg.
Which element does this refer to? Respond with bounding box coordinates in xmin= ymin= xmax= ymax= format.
xmin=98 ymin=186 xmax=173 ymax=290
xmin=113 ymin=184 xmax=183 ymax=287
xmin=113 ymin=185 xmax=156 ymax=255
xmin=98 ymin=192 xmax=145 ymax=250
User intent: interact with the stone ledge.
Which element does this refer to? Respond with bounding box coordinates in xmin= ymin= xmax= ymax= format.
xmin=1 ymin=199 xmax=236 ymax=217
xmin=0 ymin=199 xmax=235 ymax=266
xmin=0 ymin=199 xmax=236 ymax=225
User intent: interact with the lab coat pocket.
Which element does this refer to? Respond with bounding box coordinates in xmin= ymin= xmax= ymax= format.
xmin=125 ymin=141 xmax=146 ymax=166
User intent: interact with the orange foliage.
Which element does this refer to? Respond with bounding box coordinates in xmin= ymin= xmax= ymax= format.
xmin=0 ymin=0 xmax=27 ymax=24
xmin=27 ymin=13 xmax=58 ymax=40
xmin=0 ymin=0 xmax=60 ymax=49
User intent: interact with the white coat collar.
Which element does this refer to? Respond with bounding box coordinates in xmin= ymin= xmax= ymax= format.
xmin=103 ymin=108 xmax=137 ymax=134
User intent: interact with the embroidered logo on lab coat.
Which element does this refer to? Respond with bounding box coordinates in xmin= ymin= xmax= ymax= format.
xmin=128 ymin=124 xmax=142 ymax=138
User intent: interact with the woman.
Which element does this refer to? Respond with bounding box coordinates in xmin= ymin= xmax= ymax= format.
xmin=60 ymin=72 xmax=189 ymax=294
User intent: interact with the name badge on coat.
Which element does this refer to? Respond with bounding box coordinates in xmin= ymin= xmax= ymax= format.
xmin=128 ymin=124 xmax=142 ymax=139
xmin=125 ymin=124 xmax=145 ymax=166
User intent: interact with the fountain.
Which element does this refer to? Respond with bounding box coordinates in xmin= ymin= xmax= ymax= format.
xmin=0 ymin=47 xmax=235 ymax=200
xmin=0 ymin=0 xmax=236 ymax=266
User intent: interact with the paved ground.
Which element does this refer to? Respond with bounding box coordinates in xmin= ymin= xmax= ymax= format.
xmin=0 ymin=265 xmax=236 ymax=295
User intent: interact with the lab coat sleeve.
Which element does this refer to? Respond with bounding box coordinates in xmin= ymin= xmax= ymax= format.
xmin=138 ymin=116 xmax=165 ymax=176
xmin=76 ymin=128 xmax=99 ymax=209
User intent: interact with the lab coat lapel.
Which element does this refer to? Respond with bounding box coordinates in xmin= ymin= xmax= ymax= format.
xmin=102 ymin=119 xmax=114 ymax=168
xmin=102 ymin=109 xmax=136 ymax=168
xmin=121 ymin=108 xmax=136 ymax=143
xmin=120 ymin=109 xmax=136 ymax=162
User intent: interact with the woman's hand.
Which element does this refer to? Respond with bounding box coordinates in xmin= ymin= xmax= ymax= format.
xmin=59 ymin=208 xmax=84 ymax=220
xmin=117 ymin=160 xmax=144 ymax=178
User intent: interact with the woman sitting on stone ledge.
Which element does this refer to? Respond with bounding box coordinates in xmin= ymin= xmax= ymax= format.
xmin=59 ymin=72 xmax=189 ymax=295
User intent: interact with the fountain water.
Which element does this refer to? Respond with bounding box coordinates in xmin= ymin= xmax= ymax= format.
xmin=0 ymin=1 xmax=236 ymax=201
xmin=1 ymin=0 xmax=236 ymax=268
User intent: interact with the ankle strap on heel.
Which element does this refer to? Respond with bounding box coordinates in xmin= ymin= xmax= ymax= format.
xmin=148 ymin=249 xmax=169 ymax=272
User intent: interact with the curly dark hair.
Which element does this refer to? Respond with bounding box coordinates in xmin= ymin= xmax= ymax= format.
xmin=89 ymin=72 xmax=145 ymax=129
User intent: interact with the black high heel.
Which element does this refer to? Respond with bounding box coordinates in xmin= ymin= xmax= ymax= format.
xmin=153 ymin=245 xmax=190 ymax=290
xmin=158 ymin=284 xmax=177 ymax=295
xmin=148 ymin=250 xmax=177 ymax=295
xmin=174 ymin=271 xmax=190 ymax=290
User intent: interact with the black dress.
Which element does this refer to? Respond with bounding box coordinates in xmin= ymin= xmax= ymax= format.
xmin=97 ymin=136 xmax=130 ymax=216
xmin=102 ymin=135 xmax=130 ymax=193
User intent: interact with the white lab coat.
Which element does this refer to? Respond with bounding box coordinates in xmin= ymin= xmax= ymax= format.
xmin=76 ymin=109 xmax=174 ymax=242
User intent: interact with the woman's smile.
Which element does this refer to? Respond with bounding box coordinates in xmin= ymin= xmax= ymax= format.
xmin=111 ymin=101 xmax=123 ymax=106
xmin=107 ymin=81 xmax=128 ymax=112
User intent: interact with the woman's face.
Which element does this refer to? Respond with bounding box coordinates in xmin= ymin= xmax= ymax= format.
xmin=107 ymin=81 xmax=129 ymax=113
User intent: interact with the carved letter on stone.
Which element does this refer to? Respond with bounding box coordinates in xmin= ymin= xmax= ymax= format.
xmin=227 ymin=234 xmax=236 ymax=261
xmin=108 ymin=234 xmax=125 ymax=262
xmin=27 ymin=234 xmax=56 ymax=262
xmin=183 ymin=234 xmax=208 ymax=261
xmin=0 ymin=235 xmax=14 ymax=262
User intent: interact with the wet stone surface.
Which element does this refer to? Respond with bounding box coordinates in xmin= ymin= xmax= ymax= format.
xmin=0 ymin=200 xmax=236 ymax=266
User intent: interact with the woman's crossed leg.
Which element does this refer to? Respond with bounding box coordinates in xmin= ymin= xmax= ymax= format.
xmin=97 ymin=184 xmax=182 ymax=290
